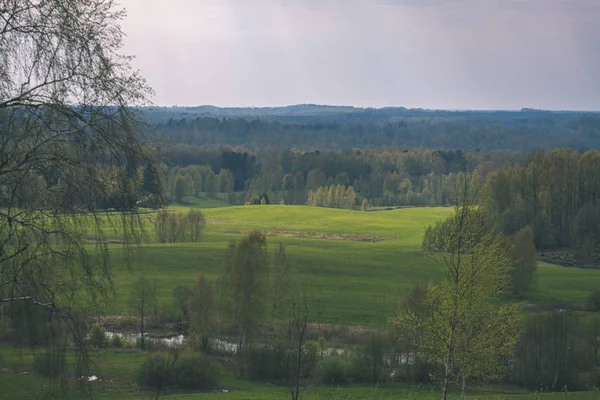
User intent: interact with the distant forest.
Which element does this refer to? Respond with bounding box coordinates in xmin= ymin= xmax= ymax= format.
xmin=146 ymin=105 xmax=600 ymax=150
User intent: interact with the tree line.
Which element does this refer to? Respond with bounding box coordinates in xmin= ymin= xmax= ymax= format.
xmin=151 ymin=111 xmax=600 ymax=151
xmin=487 ymin=149 xmax=600 ymax=259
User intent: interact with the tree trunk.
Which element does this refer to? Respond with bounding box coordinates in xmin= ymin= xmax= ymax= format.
xmin=442 ymin=326 xmax=455 ymax=400
xmin=461 ymin=376 xmax=466 ymax=400
xmin=140 ymin=298 xmax=145 ymax=350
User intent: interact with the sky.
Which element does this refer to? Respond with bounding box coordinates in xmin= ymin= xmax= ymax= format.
xmin=120 ymin=0 xmax=600 ymax=110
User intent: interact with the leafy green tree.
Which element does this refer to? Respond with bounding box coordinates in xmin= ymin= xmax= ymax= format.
xmin=282 ymin=173 xmax=294 ymax=191
xmin=270 ymin=243 xmax=295 ymax=336
xmin=506 ymin=226 xmax=537 ymax=297
xmin=185 ymin=209 xmax=206 ymax=242
xmin=327 ymin=185 xmax=335 ymax=207
xmin=204 ymin=171 xmax=217 ymax=196
xmin=345 ymin=186 xmax=356 ymax=209
xmin=174 ymin=176 xmax=187 ymax=202
xmin=142 ymin=163 xmax=162 ymax=195
xmin=361 ymin=199 xmax=369 ymax=211
xmin=394 ymin=173 xmax=519 ymax=400
xmin=223 ymin=232 xmax=269 ymax=351
xmin=188 ymin=275 xmax=216 ymax=351
xmin=218 ymin=169 xmax=235 ymax=193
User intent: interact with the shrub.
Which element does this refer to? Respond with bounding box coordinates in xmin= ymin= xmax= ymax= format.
xmin=137 ymin=352 xmax=219 ymax=392
xmin=244 ymin=342 xmax=290 ymax=380
xmin=347 ymin=333 xmax=389 ymax=383
xmin=111 ymin=334 xmax=123 ymax=348
xmin=34 ymin=349 xmax=66 ymax=378
xmin=89 ymin=324 xmax=106 ymax=349
xmin=317 ymin=357 xmax=348 ymax=385
xmin=137 ymin=353 xmax=171 ymax=391
xmin=170 ymin=354 xmax=219 ymax=390
xmin=587 ymin=289 xmax=600 ymax=312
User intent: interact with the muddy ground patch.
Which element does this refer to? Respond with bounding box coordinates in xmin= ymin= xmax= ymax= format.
xmin=225 ymin=229 xmax=395 ymax=242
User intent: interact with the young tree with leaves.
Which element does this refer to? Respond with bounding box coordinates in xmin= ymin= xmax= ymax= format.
xmin=269 ymin=243 xmax=295 ymax=337
xmin=188 ymin=275 xmax=216 ymax=351
xmin=128 ymin=277 xmax=156 ymax=350
xmin=222 ymin=232 xmax=269 ymax=351
xmin=506 ymin=225 xmax=537 ymax=297
xmin=185 ymin=209 xmax=206 ymax=242
xmin=393 ymin=172 xmax=519 ymax=400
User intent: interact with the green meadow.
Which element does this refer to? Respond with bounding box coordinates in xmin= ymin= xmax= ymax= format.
xmin=2 ymin=344 xmax=599 ymax=400
xmin=103 ymin=204 xmax=600 ymax=325
xmin=4 ymin=203 xmax=600 ymax=399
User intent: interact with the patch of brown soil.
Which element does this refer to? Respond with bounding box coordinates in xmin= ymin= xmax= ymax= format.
xmin=538 ymin=250 xmax=600 ymax=269
xmin=226 ymin=229 xmax=394 ymax=242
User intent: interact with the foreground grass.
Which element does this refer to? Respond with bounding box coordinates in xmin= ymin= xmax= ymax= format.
xmin=2 ymin=345 xmax=597 ymax=400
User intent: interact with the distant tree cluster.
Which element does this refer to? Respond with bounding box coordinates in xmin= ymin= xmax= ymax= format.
xmin=155 ymin=209 xmax=206 ymax=243
xmin=487 ymin=149 xmax=600 ymax=259
xmin=166 ymin=165 xmax=235 ymax=202
xmin=306 ymin=184 xmax=356 ymax=209
xmin=159 ymin=146 xmax=523 ymax=208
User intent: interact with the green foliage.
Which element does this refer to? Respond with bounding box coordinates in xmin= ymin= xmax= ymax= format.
xmin=137 ymin=352 xmax=171 ymax=391
xmin=507 ymin=226 xmax=538 ymax=297
xmin=155 ymin=209 xmax=206 ymax=243
xmin=512 ymin=311 xmax=594 ymax=391
xmin=397 ymin=174 xmax=521 ymax=399
xmin=361 ymin=199 xmax=369 ymax=211
xmin=170 ymin=353 xmax=220 ymax=390
xmin=587 ymin=289 xmax=600 ymax=312
xmin=223 ymin=232 xmax=269 ymax=349
xmin=110 ymin=334 xmax=123 ymax=348
xmin=348 ymin=332 xmax=390 ymax=383
xmin=88 ymin=324 xmax=107 ymax=349
xmin=317 ymin=357 xmax=349 ymax=385
xmin=151 ymin=108 xmax=600 ymax=151
xmin=188 ymin=275 xmax=215 ymax=349
xmin=34 ymin=350 xmax=66 ymax=378
xmin=307 ymin=184 xmax=356 ymax=209
xmin=244 ymin=341 xmax=291 ymax=381
xmin=270 ymin=243 xmax=295 ymax=333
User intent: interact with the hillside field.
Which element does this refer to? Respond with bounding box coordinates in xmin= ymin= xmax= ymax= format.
xmin=103 ymin=204 xmax=600 ymax=326
xmin=4 ymin=204 xmax=600 ymax=400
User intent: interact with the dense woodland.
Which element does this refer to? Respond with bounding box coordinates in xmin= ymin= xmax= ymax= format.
xmin=149 ymin=107 xmax=600 ymax=150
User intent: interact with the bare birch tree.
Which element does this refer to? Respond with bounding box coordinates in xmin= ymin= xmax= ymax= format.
xmin=0 ymin=0 xmax=156 ymax=380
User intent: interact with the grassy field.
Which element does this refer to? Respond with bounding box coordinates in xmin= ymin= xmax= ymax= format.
xmin=1 ymin=345 xmax=597 ymax=400
xmin=4 ymin=203 xmax=600 ymax=399
xmin=100 ymin=205 xmax=600 ymax=326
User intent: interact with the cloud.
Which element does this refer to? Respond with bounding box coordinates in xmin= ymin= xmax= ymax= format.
xmin=119 ymin=0 xmax=600 ymax=109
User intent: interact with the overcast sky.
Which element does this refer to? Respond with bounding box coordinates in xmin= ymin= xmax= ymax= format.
xmin=120 ymin=0 xmax=600 ymax=110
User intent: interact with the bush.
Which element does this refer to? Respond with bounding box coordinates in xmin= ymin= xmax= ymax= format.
xmin=587 ymin=289 xmax=600 ymax=312
xmin=170 ymin=354 xmax=219 ymax=390
xmin=34 ymin=349 xmax=66 ymax=378
xmin=244 ymin=342 xmax=290 ymax=380
xmin=347 ymin=333 xmax=389 ymax=383
xmin=111 ymin=334 xmax=123 ymax=348
xmin=138 ymin=353 xmax=172 ymax=391
xmin=89 ymin=324 xmax=107 ymax=349
xmin=317 ymin=357 xmax=348 ymax=385
xmin=137 ymin=352 xmax=219 ymax=392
